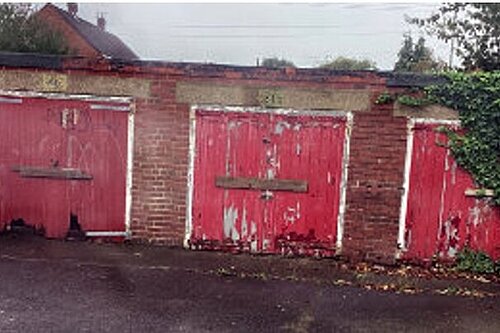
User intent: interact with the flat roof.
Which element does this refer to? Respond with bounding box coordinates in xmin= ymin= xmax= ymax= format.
xmin=0 ymin=51 xmax=446 ymax=87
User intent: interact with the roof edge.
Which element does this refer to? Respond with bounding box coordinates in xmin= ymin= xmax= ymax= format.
xmin=379 ymin=71 xmax=448 ymax=88
xmin=0 ymin=51 xmax=446 ymax=87
xmin=0 ymin=51 xmax=63 ymax=70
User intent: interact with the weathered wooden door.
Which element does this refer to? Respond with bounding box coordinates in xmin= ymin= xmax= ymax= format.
xmin=190 ymin=108 xmax=348 ymax=256
xmin=402 ymin=122 xmax=500 ymax=260
xmin=0 ymin=94 xmax=130 ymax=238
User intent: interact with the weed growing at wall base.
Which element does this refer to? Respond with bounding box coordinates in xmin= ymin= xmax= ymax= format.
xmin=455 ymin=248 xmax=500 ymax=275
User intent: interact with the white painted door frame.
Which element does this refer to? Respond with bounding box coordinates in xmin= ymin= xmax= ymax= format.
xmin=184 ymin=105 xmax=353 ymax=253
xmin=396 ymin=117 xmax=460 ymax=258
xmin=0 ymin=90 xmax=135 ymax=238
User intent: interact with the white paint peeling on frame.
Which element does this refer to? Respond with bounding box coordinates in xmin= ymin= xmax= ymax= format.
xmin=396 ymin=117 xmax=461 ymax=258
xmin=90 ymin=104 xmax=131 ymax=112
xmin=412 ymin=118 xmax=460 ymax=126
xmin=336 ymin=111 xmax=353 ymax=253
xmin=124 ymin=102 xmax=136 ymax=238
xmin=185 ymin=106 xmax=197 ymax=248
xmin=0 ymin=96 xmax=22 ymax=104
xmin=397 ymin=118 xmax=415 ymax=256
xmin=187 ymin=104 xmax=350 ymax=251
xmin=192 ymin=105 xmax=348 ymax=117
xmin=0 ymin=90 xmax=132 ymax=104
xmin=437 ymin=150 xmax=450 ymax=247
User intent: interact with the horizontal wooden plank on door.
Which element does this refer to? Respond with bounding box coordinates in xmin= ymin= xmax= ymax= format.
xmin=12 ymin=166 xmax=92 ymax=180
xmin=215 ymin=176 xmax=308 ymax=193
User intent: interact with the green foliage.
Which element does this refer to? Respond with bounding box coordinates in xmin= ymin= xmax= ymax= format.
xmin=425 ymin=71 xmax=500 ymax=204
xmin=455 ymin=248 xmax=500 ymax=274
xmin=261 ymin=57 xmax=295 ymax=68
xmin=397 ymin=94 xmax=430 ymax=107
xmin=0 ymin=4 xmax=69 ymax=55
xmin=409 ymin=3 xmax=500 ymax=70
xmin=319 ymin=56 xmax=376 ymax=71
xmin=394 ymin=34 xmax=444 ymax=73
xmin=375 ymin=91 xmax=430 ymax=107
xmin=375 ymin=92 xmax=394 ymax=105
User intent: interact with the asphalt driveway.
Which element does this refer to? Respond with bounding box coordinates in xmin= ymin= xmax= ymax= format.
xmin=0 ymin=234 xmax=499 ymax=333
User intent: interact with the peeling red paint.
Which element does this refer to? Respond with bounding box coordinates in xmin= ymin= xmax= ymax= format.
xmin=0 ymin=96 xmax=129 ymax=238
xmin=190 ymin=109 xmax=347 ymax=256
xmin=404 ymin=123 xmax=500 ymax=261
xmin=437 ymin=214 xmax=460 ymax=258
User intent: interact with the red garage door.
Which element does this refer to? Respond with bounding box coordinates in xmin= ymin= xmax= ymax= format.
xmin=0 ymin=94 xmax=131 ymax=238
xmin=189 ymin=108 xmax=350 ymax=256
xmin=402 ymin=121 xmax=500 ymax=261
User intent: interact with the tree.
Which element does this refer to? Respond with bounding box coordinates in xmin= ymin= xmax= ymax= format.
xmin=319 ymin=56 xmax=376 ymax=70
xmin=409 ymin=3 xmax=500 ymax=71
xmin=394 ymin=34 xmax=444 ymax=73
xmin=0 ymin=4 xmax=69 ymax=55
xmin=261 ymin=57 xmax=295 ymax=68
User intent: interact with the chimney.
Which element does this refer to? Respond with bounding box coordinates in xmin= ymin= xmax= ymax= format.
xmin=67 ymin=3 xmax=78 ymax=16
xmin=97 ymin=15 xmax=106 ymax=30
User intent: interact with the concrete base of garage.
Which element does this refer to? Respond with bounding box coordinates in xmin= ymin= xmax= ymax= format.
xmin=1 ymin=232 xmax=500 ymax=332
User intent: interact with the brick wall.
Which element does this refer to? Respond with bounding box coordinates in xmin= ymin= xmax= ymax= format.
xmin=130 ymin=77 xmax=189 ymax=245
xmin=0 ymin=55 xmax=433 ymax=262
xmin=342 ymin=98 xmax=408 ymax=263
xmin=126 ymin=67 xmax=409 ymax=263
xmin=124 ymin=67 xmax=411 ymax=262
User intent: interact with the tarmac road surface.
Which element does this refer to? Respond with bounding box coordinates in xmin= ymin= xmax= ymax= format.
xmin=0 ymin=235 xmax=499 ymax=332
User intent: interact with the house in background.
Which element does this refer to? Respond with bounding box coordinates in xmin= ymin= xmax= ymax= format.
xmin=37 ymin=3 xmax=138 ymax=60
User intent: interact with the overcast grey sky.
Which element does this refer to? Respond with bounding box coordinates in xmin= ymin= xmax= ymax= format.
xmin=57 ymin=3 xmax=449 ymax=70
